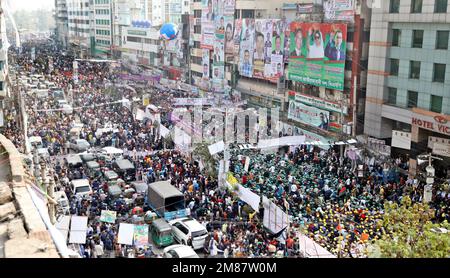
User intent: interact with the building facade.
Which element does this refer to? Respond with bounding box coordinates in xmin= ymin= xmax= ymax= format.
xmin=189 ymin=0 xmax=371 ymax=146
xmin=55 ymin=0 xmax=70 ymax=47
xmin=92 ymin=0 xmax=113 ymax=58
xmin=364 ymin=0 xmax=450 ymax=176
xmin=67 ymin=0 xmax=92 ymax=57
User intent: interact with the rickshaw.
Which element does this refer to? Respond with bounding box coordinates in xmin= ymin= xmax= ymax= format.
xmin=150 ymin=218 xmax=174 ymax=248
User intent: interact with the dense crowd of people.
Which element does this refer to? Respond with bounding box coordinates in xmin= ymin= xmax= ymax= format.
xmin=2 ymin=40 xmax=449 ymax=258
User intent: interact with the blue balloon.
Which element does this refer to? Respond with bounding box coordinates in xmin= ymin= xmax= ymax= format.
xmin=160 ymin=23 xmax=179 ymax=41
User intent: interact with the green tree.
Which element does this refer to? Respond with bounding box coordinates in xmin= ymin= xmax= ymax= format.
xmin=192 ymin=142 xmax=217 ymax=179
xmin=369 ymin=196 xmax=450 ymax=258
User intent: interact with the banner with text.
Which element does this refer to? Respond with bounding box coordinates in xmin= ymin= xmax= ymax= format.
xmin=288 ymin=22 xmax=347 ymax=90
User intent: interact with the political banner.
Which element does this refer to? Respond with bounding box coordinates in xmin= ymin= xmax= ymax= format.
xmin=239 ymin=19 xmax=255 ymax=78
xmin=133 ymin=224 xmax=149 ymax=247
xmin=213 ymin=35 xmax=225 ymax=64
xmin=324 ymin=0 xmax=355 ymax=22
xmin=253 ymin=20 xmax=269 ymax=78
xmin=202 ymin=49 xmax=210 ymax=79
xmin=288 ymin=101 xmax=330 ymax=131
xmin=288 ymin=22 xmax=347 ymax=90
xmin=100 ymin=210 xmax=117 ymax=224
xmin=270 ymin=20 xmax=285 ymax=82
xmin=201 ymin=0 xmax=215 ymax=49
xmin=233 ymin=19 xmax=242 ymax=63
xmin=212 ymin=65 xmax=225 ymax=92
xmin=224 ymin=17 xmax=235 ymax=55
xmin=283 ymin=19 xmax=291 ymax=64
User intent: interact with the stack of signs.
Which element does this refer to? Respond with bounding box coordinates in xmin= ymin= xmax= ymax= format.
xmin=100 ymin=210 xmax=117 ymax=224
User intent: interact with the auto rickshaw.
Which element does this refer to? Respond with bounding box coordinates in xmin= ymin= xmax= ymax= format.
xmin=150 ymin=218 xmax=174 ymax=248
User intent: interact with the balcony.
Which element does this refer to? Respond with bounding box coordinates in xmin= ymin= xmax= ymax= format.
xmin=381 ymin=103 xmax=412 ymax=124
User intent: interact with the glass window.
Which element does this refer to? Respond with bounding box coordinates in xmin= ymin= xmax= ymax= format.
xmin=430 ymin=95 xmax=443 ymax=113
xmin=411 ymin=0 xmax=423 ymax=13
xmin=390 ymin=59 xmax=399 ymax=76
xmin=387 ymin=87 xmax=397 ymax=105
xmin=392 ymin=29 xmax=401 ymax=47
xmin=433 ymin=63 xmax=446 ymax=83
xmin=409 ymin=61 xmax=421 ymax=79
xmin=412 ymin=30 xmax=423 ymax=48
xmin=435 ymin=0 xmax=448 ymax=13
xmin=436 ymin=31 xmax=449 ymax=50
xmin=390 ymin=0 xmax=400 ymax=13
xmin=407 ymin=91 xmax=418 ymax=108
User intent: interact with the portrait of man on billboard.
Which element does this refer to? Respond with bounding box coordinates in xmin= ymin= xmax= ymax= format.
xmin=325 ymin=29 xmax=346 ymax=61
xmin=318 ymin=112 xmax=329 ymax=130
xmin=290 ymin=28 xmax=304 ymax=57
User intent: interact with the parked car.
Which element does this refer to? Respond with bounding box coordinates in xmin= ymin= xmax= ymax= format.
xmin=169 ymin=218 xmax=208 ymax=250
xmin=70 ymin=179 xmax=92 ymax=198
xmin=163 ymin=245 xmax=199 ymax=258
xmin=70 ymin=139 xmax=90 ymax=152
xmin=103 ymin=170 xmax=119 ymax=181
xmin=54 ymin=191 xmax=70 ymax=215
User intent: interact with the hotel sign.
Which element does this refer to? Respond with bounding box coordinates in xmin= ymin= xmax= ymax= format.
xmin=412 ymin=113 xmax=450 ymax=135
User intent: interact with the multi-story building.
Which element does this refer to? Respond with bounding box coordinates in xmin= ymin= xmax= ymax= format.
xmin=189 ymin=0 xmax=371 ymax=147
xmin=92 ymin=0 xmax=113 ymax=58
xmin=112 ymin=0 xmax=154 ymax=58
xmin=364 ymin=0 xmax=450 ymax=177
xmin=55 ymin=0 xmax=70 ymax=47
xmin=120 ymin=25 xmax=161 ymax=67
xmin=67 ymin=0 xmax=92 ymax=58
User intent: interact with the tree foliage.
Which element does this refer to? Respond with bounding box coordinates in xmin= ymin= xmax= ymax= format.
xmin=192 ymin=142 xmax=217 ymax=179
xmin=370 ymin=196 xmax=450 ymax=258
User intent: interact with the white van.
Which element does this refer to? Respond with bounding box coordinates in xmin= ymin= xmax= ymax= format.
xmin=54 ymin=191 xmax=70 ymax=215
xmin=169 ymin=218 xmax=208 ymax=250
xmin=70 ymin=179 xmax=92 ymax=198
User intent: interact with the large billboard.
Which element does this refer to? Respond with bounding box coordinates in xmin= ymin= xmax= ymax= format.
xmin=239 ymin=19 xmax=255 ymax=78
xmin=288 ymin=22 xmax=347 ymax=90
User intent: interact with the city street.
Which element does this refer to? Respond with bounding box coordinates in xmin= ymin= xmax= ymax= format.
xmin=0 ymin=0 xmax=448 ymax=260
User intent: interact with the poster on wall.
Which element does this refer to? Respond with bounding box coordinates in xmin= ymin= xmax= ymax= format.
xmin=288 ymin=22 xmax=347 ymax=90
xmin=239 ymin=19 xmax=255 ymax=78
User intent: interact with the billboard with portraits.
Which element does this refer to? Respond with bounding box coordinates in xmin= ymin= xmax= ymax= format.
xmin=288 ymin=22 xmax=347 ymax=90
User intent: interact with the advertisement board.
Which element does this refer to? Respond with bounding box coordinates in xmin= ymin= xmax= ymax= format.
xmin=288 ymin=22 xmax=347 ymax=90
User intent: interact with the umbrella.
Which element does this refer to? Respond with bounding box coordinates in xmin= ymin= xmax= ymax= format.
xmin=132 ymin=206 xmax=143 ymax=215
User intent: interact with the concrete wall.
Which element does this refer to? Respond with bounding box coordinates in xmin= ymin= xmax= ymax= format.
xmin=0 ymin=134 xmax=59 ymax=258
